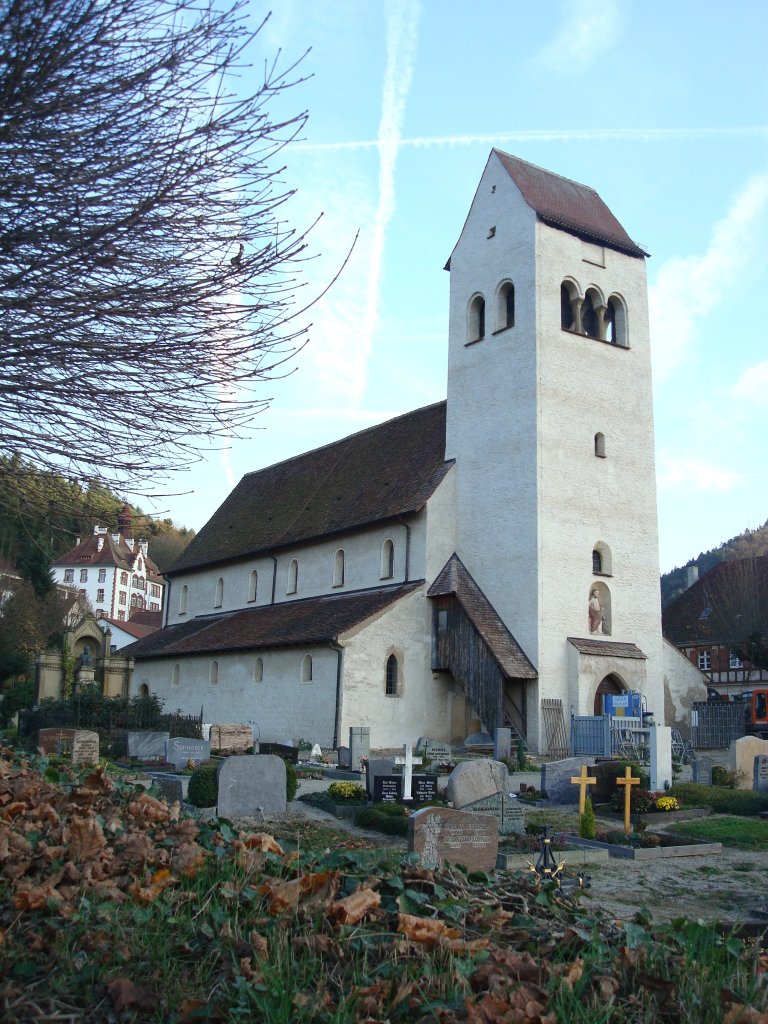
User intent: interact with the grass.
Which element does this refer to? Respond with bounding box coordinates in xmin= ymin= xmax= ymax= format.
xmin=666 ymin=815 xmax=768 ymax=850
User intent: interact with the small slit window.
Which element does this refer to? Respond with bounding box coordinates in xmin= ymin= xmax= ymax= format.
xmin=333 ymin=548 xmax=345 ymax=588
xmin=171 ymin=663 xmax=180 ymax=687
xmin=606 ymin=294 xmax=628 ymax=347
xmin=495 ymin=280 xmax=515 ymax=331
xmin=561 ymin=283 xmax=576 ymax=331
xmin=210 ymin=660 xmax=219 ymax=686
xmin=385 ymin=654 xmax=399 ymax=696
xmin=287 ymin=559 xmax=298 ymax=595
xmin=253 ymin=656 xmax=263 ymax=683
xmin=248 ymin=569 xmax=258 ymax=603
xmin=582 ymin=290 xmax=600 ymax=339
xmin=592 ymin=549 xmax=602 ymax=574
xmin=214 ymin=577 xmax=223 ymax=608
xmin=301 ymin=653 xmax=313 ymax=683
xmin=594 ymin=432 xmax=606 ymax=458
xmin=380 ymin=539 xmax=395 ymax=580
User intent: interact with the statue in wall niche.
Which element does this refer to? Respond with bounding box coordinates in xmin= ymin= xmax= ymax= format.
xmin=588 ymin=588 xmax=604 ymax=635
xmin=80 ymin=643 xmax=93 ymax=667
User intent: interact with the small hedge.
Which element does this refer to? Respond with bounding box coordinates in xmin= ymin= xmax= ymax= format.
xmin=187 ymin=756 xmax=298 ymax=808
xmin=670 ymin=782 xmax=768 ymax=817
xmin=355 ymin=804 xmax=409 ymax=836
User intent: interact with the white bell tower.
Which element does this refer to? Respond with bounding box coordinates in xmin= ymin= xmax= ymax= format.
xmin=444 ymin=151 xmax=664 ymax=751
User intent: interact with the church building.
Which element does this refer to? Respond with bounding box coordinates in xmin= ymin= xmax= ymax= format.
xmin=124 ymin=151 xmax=704 ymax=752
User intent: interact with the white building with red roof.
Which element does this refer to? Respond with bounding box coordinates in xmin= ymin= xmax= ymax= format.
xmin=51 ymin=506 xmax=165 ymax=623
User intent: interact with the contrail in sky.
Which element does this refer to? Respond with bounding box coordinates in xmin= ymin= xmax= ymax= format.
xmin=294 ymin=126 xmax=768 ymax=153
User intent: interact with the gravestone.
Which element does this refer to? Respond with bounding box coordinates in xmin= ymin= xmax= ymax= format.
xmin=366 ymin=757 xmax=395 ymax=797
xmin=209 ymin=723 xmax=253 ymax=754
xmin=408 ymin=806 xmax=498 ymax=872
xmin=259 ymin=742 xmax=299 ymax=764
xmin=349 ymin=727 xmax=370 ymax=771
xmin=493 ymin=728 xmax=512 ymax=762
xmin=164 ymin=737 xmax=211 ymax=770
xmin=447 ymin=759 xmax=509 ymax=809
xmin=153 ymin=774 xmax=190 ymax=803
xmin=373 ymin=775 xmax=402 ymax=803
xmin=465 ymin=731 xmax=493 ymax=748
xmin=754 ymin=755 xmax=768 ymax=793
xmin=216 ymin=754 xmax=287 ymax=817
xmin=463 ymin=792 xmax=525 ymax=835
xmin=411 ymin=773 xmax=438 ymax=804
xmin=540 ymin=756 xmax=596 ymax=803
xmin=425 ymin=741 xmax=452 ymax=765
xmin=731 ymin=736 xmax=768 ymax=788
xmin=38 ymin=727 xmax=77 ymax=755
xmin=395 ymin=743 xmax=423 ymax=801
xmin=311 ymin=743 xmax=322 ymax=759
xmin=649 ymin=726 xmax=672 ymax=792
xmin=71 ymin=730 xmax=100 ymax=766
xmin=337 ymin=745 xmax=351 ymax=768
xmin=127 ymin=731 xmax=170 ymax=761
xmin=590 ymin=760 xmax=623 ymax=803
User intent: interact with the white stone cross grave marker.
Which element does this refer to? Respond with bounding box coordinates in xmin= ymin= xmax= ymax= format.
xmin=395 ymin=743 xmax=423 ymax=801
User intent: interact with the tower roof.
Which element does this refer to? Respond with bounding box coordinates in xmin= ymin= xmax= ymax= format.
xmin=493 ymin=150 xmax=648 ymax=257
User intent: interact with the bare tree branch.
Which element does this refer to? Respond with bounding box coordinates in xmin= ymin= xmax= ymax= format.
xmin=1 ymin=0 xmax=325 ymax=500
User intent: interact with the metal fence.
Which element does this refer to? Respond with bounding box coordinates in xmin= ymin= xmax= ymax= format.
xmin=690 ymin=701 xmax=745 ymax=749
xmin=19 ymin=704 xmax=203 ymax=739
xmin=570 ymin=715 xmax=649 ymax=759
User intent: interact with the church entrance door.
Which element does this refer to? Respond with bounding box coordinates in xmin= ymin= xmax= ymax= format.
xmin=593 ymin=673 xmax=625 ymax=716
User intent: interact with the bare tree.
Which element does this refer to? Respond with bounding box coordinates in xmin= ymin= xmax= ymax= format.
xmin=704 ymin=556 xmax=768 ymax=671
xmin=1 ymin=0 xmax=327 ymax=504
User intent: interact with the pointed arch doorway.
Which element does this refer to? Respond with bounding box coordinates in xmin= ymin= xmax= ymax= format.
xmin=593 ymin=673 xmax=625 ymax=715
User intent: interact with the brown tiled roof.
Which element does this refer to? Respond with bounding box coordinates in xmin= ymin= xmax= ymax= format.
xmin=568 ymin=638 xmax=647 ymax=659
xmin=123 ymin=582 xmax=422 ymax=660
xmin=428 ymin=554 xmax=537 ymax=678
xmin=53 ymin=533 xmax=163 ymax=581
xmin=495 ymin=151 xmax=648 ymax=258
xmin=102 ymin=617 xmax=159 ymax=640
xmin=662 ymin=556 xmax=768 ymax=647
xmin=168 ymin=402 xmax=452 ymax=575
xmin=128 ymin=610 xmax=163 ymax=629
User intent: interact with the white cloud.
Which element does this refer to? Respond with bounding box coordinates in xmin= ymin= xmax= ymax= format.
xmin=657 ymin=456 xmax=740 ymax=493
xmin=649 ymin=174 xmax=768 ymax=384
xmin=731 ymin=360 xmax=768 ymax=405
xmin=534 ymin=0 xmax=623 ymax=73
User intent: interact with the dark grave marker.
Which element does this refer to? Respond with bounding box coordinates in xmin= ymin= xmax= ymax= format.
xmin=373 ymin=775 xmax=403 ymax=803
xmin=410 ymin=773 xmax=438 ymax=804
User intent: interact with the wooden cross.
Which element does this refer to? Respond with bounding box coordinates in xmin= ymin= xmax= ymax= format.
xmin=570 ymin=765 xmax=597 ymax=815
xmin=395 ymin=743 xmax=423 ymax=801
xmin=616 ymin=766 xmax=640 ymax=834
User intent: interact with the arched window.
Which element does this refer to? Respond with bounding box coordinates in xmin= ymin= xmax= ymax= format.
xmin=138 ymin=682 xmax=150 ymax=697
xmin=248 ymin=569 xmax=258 ymax=603
xmin=468 ymin=294 xmax=485 ymax=342
xmin=172 ymin=664 xmax=180 ymax=687
xmin=592 ymin=541 xmax=612 ymax=576
xmin=592 ymin=549 xmax=602 ymax=574
xmin=594 ymin=432 xmax=606 ymax=458
xmin=333 ymin=548 xmax=345 ymax=588
xmin=301 ymin=654 xmax=313 ymax=683
xmin=582 ymin=290 xmax=600 ymax=339
xmin=380 ymin=539 xmax=395 ymax=580
xmin=179 ymin=585 xmax=188 ymax=615
xmin=561 ymin=282 xmax=577 ymax=331
xmin=210 ymin=660 xmax=219 ymax=686
xmin=606 ymin=294 xmax=628 ymax=347
xmin=385 ymin=654 xmax=400 ymax=696
xmin=496 ymin=281 xmax=515 ymax=331
xmin=287 ymin=559 xmax=299 ymax=595
xmin=214 ymin=577 xmax=224 ymax=608
xmin=253 ymin=656 xmax=263 ymax=683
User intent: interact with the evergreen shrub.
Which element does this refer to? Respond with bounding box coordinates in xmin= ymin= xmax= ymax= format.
xmin=188 ymin=762 xmax=218 ymax=807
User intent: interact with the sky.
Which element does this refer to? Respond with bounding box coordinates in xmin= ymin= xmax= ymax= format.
xmin=153 ymin=0 xmax=768 ymax=575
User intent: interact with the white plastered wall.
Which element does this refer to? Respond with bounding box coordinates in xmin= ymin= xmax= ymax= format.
xmin=662 ymin=639 xmax=709 ymax=731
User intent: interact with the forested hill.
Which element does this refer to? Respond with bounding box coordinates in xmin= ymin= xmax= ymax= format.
xmin=0 ymin=459 xmax=195 ymax=593
xmin=661 ymin=519 xmax=768 ymax=607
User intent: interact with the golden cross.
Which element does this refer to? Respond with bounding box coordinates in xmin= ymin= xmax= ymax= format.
xmin=616 ymin=766 xmax=640 ymax=834
xmin=570 ymin=765 xmax=597 ymax=815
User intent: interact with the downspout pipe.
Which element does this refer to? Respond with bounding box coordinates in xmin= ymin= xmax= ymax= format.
xmin=269 ymin=556 xmax=278 ymax=604
xmin=330 ymin=640 xmax=344 ymax=749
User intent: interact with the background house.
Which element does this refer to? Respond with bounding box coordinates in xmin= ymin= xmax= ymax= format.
xmin=51 ymin=506 xmax=165 ymax=622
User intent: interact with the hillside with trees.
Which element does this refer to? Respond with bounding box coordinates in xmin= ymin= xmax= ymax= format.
xmin=661 ymin=519 xmax=768 ymax=607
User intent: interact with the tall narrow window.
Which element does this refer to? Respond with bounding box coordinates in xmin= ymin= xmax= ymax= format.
xmin=606 ymin=294 xmax=628 ymax=347
xmin=253 ymin=656 xmax=264 ymax=683
xmin=582 ymin=291 xmax=599 ymax=338
xmin=179 ymin=584 xmax=188 ymax=615
xmin=214 ymin=577 xmax=224 ymax=608
xmin=248 ymin=569 xmax=258 ymax=602
xmin=594 ymin=432 xmax=606 ymax=458
xmin=333 ymin=548 xmax=345 ymax=588
xmin=468 ymin=295 xmax=485 ymax=342
xmin=592 ymin=550 xmax=603 ymax=574
xmin=301 ymin=654 xmax=313 ymax=683
xmin=172 ymin=663 xmax=180 ymax=687
xmin=496 ymin=281 xmax=515 ymax=330
xmin=561 ymin=283 xmax=576 ymax=331
xmin=385 ymin=654 xmax=399 ymax=696
xmin=380 ymin=539 xmax=395 ymax=580
xmin=287 ymin=559 xmax=299 ymax=595
xmin=210 ymin=660 xmax=219 ymax=686
xmin=698 ymin=650 xmax=711 ymax=671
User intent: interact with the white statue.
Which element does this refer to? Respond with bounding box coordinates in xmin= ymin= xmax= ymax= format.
xmin=588 ymin=588 xmax=604 ymax=634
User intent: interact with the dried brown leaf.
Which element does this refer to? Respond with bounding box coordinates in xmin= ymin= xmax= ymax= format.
xmin=171 ymin=842 xmax=206 ymax=878
xmin=723 ymin=1008 xmax=768 ymax=1024
xmin=106 ymin=976 xmax=158 ymax=1012
xmin=397 ymin=913 xmax=461 ymax=946
xmin=249 ymin=932 xmax=269 ymax=959
xmin=12 ymin=882 xmax=63 ymax=911
xmin=66 ymin=816 xmax=106 ymax=861
xmin=328 ymin=887 xmax=381 ymax=926
xmin=240 ymin=832 xmax=283 ymax=853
